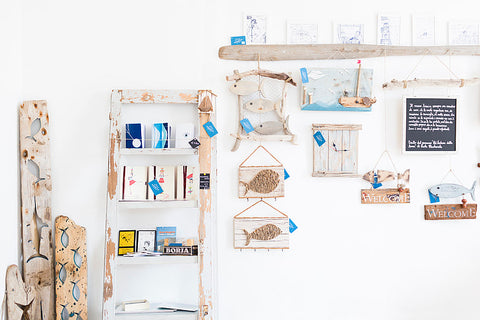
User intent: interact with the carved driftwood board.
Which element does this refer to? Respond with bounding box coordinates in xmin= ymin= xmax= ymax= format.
xmin=55 ymin=215 xmax=88 ymax=320
xmin=424 ymin=204 xmax=477 ymax=220
xmin=102 ymin=90 xmax=216 ymax=320
xmin=312 ymin=124 xmax=361 ymax=177
xmin=361 ymin=188 xmax=411 ymax=204
xmin=19 ymin=100 xmax=55 ymax=320
xmin=6 ymin=265 xmax=35 ymax=320
xmin=234 ymin=200 xmax=289 ymax=249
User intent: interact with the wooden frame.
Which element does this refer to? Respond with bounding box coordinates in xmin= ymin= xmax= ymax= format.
xmin=233 ymin=200 xmax=289 ymax=250
xmin=403 ymin=96 xmax=457 ymax=154
xmin=102 ymin=90 xmax=217 ymax=320
xmin=312 ymin=124 xmax=362 ymax=177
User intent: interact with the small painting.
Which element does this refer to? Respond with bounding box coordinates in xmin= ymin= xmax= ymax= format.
xmin=118 ymin=230 xmax=136 ymax=255
xmin=335 ymin=23 xmax=364 ymax=44
xmin=243 ymin=14 xmax=267 ymax=44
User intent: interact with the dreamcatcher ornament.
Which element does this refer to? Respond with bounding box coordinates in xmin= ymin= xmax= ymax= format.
xmin=227 ymin=58 xmax=297 ymax=151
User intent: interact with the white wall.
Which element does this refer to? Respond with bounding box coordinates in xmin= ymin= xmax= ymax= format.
xmin=2 ymin=0 xmax=480 ymax=319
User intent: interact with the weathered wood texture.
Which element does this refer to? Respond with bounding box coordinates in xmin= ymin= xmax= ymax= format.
xmin=103 ymin=90 xmax=217 ymax=320
xmin=19 ymin=100 xmax=55 ymax=320
xmin=382 ymin=78 xmax=480 ymax=89
xmin=55 ymin=215 xmax=88 ymax=320
xmin=226 ymin=69 xmax=297 ymax=86
xmin=312 ymin=124 xmax=361 ymax=177
xmin=218 ymin=44 xmax=480 ymax=61
xmin=361 ymin=188 xmax=411 ymax=204
xmin=424 ymin=204 xmax=477 ymax=220
xmin=238 ymin=166 xmax=284 ymax=198
xmin=6 ymin=265 xmax=36 ymax=320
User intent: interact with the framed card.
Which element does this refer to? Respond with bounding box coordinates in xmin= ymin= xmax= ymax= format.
xmin=118 ymin=230 xmax=136 ymax=255
xmin=136 ymin=230 xmax=156 ymax=252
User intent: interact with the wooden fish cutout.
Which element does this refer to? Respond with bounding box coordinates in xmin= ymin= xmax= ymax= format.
xmin=60 ymin=304 xmax=70 ymax=320
xmin=71 ymin=281 xmax=80 ymax=302
xmin=244 ymin=98 xmax=275 ymax=113
xmin=58 ymin=262 xmax=67 ymax=284
xmin=239 ymin=169 xmax=280 ymax=196
xmin=254 ymin=121 xmax=283 ymax=135
xmin=71 ymin=247 xmax=82 ymax=268
xmin=60 ymin=227 xmax=69 ymax=248
xmin=25 ymin=118 xmax=41 ymax=142
xmin=243 ymin=223 xmax=282 ymax=246
xmin=26 ymin=199 xmax=48 ymax=263
xmin=363 ymin=169 xmax=410 ymax=184
xmin=429 ymin=182 xmax=476 ymax=201
xmin=27 ymin=159 xmax=46 ymax=185
xmin=15 ymin=300 xmax=33 ymax=320
xmin=229 ymin=79 xmax=263 ymax=96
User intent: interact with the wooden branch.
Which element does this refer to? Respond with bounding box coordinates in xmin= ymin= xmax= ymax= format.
xmin=226 ymin=69 xmax=297 ymax=86
xmin=382 ymin=78 xmax=480 ymax=89
xmin=219 ymin=44 xmax=480 ymax=61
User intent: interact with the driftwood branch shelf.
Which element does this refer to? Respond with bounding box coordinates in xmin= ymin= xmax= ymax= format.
xmin=218 ymin=44 xmax=480 ymax=61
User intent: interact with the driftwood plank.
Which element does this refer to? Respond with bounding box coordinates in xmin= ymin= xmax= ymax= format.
xmin=361 ymin=188 xmax=411 ymax=204
xmin=382 ymin=78 xmax=480 ymax=89
xmin=120 ymin=89 xmax=199 ymax=104
xmin=19 ymin=100 xmax=55 ymax=320
xmin=55 ymin=215 xmax=88 ymax=320
xmin=234 ymin=218 xmax=289 ymax=249
xmin=218 ymin=44 xmax=480 ymax=61
xmin=424 ymin=204 xmax=477 ymax=220
xmin=6 ymin=265 xmax=35 ymax=320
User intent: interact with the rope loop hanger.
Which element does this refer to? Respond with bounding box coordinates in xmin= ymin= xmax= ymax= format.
xmin=239 ymin=145 xmax=283 ymax=168
xmin=234 ymin=199 xmax=288 ymax=219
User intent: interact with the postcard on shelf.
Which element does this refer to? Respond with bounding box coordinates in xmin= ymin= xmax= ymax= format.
xmin=125 ymin=123 xmax=145 ymax=149
xmin=136 ymin=230 xmax=156 ymax=252
xmin=152 ymin=123 xmax=170 ymax=149
xmin=122 ymin=166 xmax=147 ymax=200
xmin=175 ymin=123 xmax=195 ymax=148
xmin=147 ymin=166 xmax=175 ymax=200
xmin=156 ymin=226 xmax=176 ymax=251
xmin=118 ymin=230 xmax=136 ymax=256
xmin=176 ymin=166 xmax=198 ymax=200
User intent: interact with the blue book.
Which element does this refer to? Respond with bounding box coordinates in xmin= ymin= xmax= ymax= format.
xmin=125 ymin=123 xmax=145 ymax=149
xmin=156 ymin=226 xmax=176 ymax=251
xmin=152 ymin=123 xmax=170 ymax=148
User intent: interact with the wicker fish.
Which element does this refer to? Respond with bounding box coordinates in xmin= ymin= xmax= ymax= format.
xmin=240 ymin=169 xmax=280 ymax=196
xmin=243 ymin=223 xmax=282 ymax=246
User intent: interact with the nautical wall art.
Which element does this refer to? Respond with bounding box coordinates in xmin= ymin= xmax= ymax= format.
xmin=234 ymin=200 xmax=289 ymax=250
xmin=238 ymin=145 xmax=284 ymax=198
xmin=312 ymin=124 xmax=361 ymax=177
xmin=227 ymin=67 xmax=297 ymax=151
xmin=301 ymin=62 xmax=376 ymax=111
xmin=55 ymin=215 xmax=88 ymax=320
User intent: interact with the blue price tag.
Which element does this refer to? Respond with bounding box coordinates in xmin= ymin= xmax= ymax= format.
xmin=289 ymin=219 xmax=298 ymax=233
xmin=240 ymin=118 xmax=254 ymax=133
xmin=300 ymin=68 xmax=309 ymax=83
xmin=203 ymin=121 xmax=218 ymax=138
xmin=148 ymin=179 xmax=164 ymax=196
xmin=313 ymin=131 xmax=325 ymax=147
xmin=231 ymin=36 xmax=246 ymax=45
xmin=429 ymin=191 xmax=440 ymax=203
xmin=284 ymin=169 xmax=290 ymax=180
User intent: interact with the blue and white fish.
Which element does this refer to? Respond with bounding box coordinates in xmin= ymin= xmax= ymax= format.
xmin=428 ymin=182 xmax=476 ymax=202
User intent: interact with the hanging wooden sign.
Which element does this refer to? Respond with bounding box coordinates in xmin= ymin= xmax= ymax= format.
xmin=234 ymin=200 xmax=289 ymax=249
xmin=424 ymin=204 xmax=477 ymax=220
xmin=55 ymin=215 xmax=88 ymax=320
xmin=361 ymin=188 xmax=411 ymax=204
xmin=238 ymin=145 xmax=284 ymax=198
xmin=312 ymin=124 xmax=361 ymax=177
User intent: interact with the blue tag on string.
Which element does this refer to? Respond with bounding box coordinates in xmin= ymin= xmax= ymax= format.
xmin=300 ymin=68 xmax=309 ymax=83
xmin=313 ymin=131 xmax=325 ymax=147
xmin=240 ymin=118 xmax=254 ymax=133
xmin=371 ymin=174 xmax=382 ymax=189
xmin=148 ymin=180 xmax=164 ymax=196
xmin=289 ymin=219 xmax=298 ymax=233
xmin=203 ymin=121 xmax=218 ymax=137
xmin=429 ymin=191 xmax=440 ymax=203
xmin=231 ymin=36 xmax=246 ymax=45
xmin=284 ymin=169 xmax=290 ymax=180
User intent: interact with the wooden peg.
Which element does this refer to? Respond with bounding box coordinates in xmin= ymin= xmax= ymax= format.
xmin=462 ymin=198 xmax=467 ymax=208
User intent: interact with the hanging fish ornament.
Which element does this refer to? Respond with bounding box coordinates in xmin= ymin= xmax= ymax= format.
xmin=71 ymin=280 xmax=81 ymax=302
xmin=240 ymin=169 xmax=280 ymax=196
xmin=71 ymin=247 xmax=82 ymax=268
xmin=58 ymin=261 xmax=67 ymax=284
xmin=229 ymin=79 xmax=264 ymax=96
xmin=244 ymin=98 xmax=275 ymax=113
xmin=60 ymin=227 xmax=69 ymax=248
xmin=428 ymin=182 xmax=476 ymax=202
xmin=254 ymin=121 xmax=284 ymax=135
xmin=363 ymin=169 xmax=410 ymax=184
xmin=243 ymin=223 xmax=282 ymax=246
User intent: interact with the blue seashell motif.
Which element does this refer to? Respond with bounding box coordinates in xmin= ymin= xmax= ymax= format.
xmin=58 ymin=262 xmax=67 ymax=284
xmin=60 ymin=304 xmax=69 ymax=320
xmin=60 ymin=228 xmax=69 ymax=248
xmin=71 ymin=247 xmax=82 ymax=268
xmin=71 ymin=281 xmax=80 ymax=302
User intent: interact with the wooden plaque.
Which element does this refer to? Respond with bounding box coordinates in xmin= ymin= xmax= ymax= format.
xmin=424 ymin=204 xmax=477 ymax=220
xmin=361 ymin=188 xmax=410 ymax=204
xmin=55 ymin=215 xmax=88 ymax=320
xmin=238 ymin=166 xmax=284 ymax=198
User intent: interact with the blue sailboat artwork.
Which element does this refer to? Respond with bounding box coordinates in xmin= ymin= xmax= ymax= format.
xmin=301 ymin=68 xmax=374 ymax=112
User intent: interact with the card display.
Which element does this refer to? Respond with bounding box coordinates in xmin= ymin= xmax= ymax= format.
xmin=118 ymin=230 xmax=136 ymax=255
xmin=125 ymin=123 xmax=145 ymax=149
xmin=122 ymin=166 xmax=147 ymax=200
xmin=152 ymin=123 xmax=170 ymax=148
xmin=136 ymin=230 xmax=156 ymax=252
xmin=175 ymin=123 xmax=195 ymax=148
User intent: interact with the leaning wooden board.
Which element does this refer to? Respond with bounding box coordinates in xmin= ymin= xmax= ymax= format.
xmin=55 ymin=215 xmax=88 ymax=319
xmin=19 ymin=100 xmax=55 ymax=320
xmin=6 ymin=265 xmax=36 ymax=320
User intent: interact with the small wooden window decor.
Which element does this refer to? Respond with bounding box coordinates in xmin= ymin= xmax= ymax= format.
xmin=238 ymin=145 xmax=284 ymax=199
xmin=234 ymin=200 xmax=289 ymax=250
xmin=312 ymin=124 xmax=362 ymax=177
xmin=227 ymin=59 xmax=297 ymax=151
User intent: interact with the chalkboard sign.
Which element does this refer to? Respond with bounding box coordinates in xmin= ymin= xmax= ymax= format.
xmin=404 ymin=97 xmax=457 ymax=153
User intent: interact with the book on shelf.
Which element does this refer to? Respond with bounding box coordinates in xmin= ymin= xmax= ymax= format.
xmin=121 ymin=299 xmax=150 ymax=312
xmin=125 ymin=123 xmax=145 ymax=149
xmin=122 ymin=166 xmax=147 ymax=200
xmin=156 ymin=226 xmax=176 ymax=252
